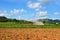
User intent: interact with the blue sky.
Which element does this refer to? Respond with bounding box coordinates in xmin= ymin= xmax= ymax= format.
xmin=0 ymin=0 xmax=60 ymax=21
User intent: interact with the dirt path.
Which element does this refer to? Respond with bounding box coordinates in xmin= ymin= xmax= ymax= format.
xmin=0 ymin=28 xmax=60 ymax=40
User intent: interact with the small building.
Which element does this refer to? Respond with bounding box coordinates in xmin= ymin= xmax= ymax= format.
xmin=33 ymin=21 xmax=44 ymax=25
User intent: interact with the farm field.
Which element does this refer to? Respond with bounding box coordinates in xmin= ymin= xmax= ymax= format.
xmin=0 ymin=28 xmax=60 ymax=40
xmin=0 ymin=22 xmax=60 ymax=28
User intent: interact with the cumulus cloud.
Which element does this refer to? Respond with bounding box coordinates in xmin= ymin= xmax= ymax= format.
xmin=12 ymin=9 xmax=20 ymax=14
xmin=36 ymin=16 xmax=48 ymax=19
xmin=27 ymin=0 xmax=49 ymax=11
xmin=0 ymin=13 xmax=5 ymax=16
xmin=27 ymin=1 xmax=49 ymax=21
xmin=0 ymin=13 xmax=10 ymax=17
xmin=11 ymin=9 xmax=26 ymax=14
xmin=28 ymin=2 xmax=40 ymax=8
xmin=33 ymin=11 xmax=48 ymax=20
xmin=0 ymin=10 xmax=10 ymax=17
xmin=37 ymin=11 xmax=48 ymax=17
xmin=27 ymin=1 xmax=41 ymax=11
xmin=54 ymin=12 xmax=59 ymax=16
xmin=0 ymin=9 xmax=26 ymax=17
xmin=28 ymin=11 xmax=48 ymax=21
xmin=38 ymin=0 xmax=50 ymax=4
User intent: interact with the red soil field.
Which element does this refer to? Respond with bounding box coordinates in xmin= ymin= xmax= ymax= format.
xmin=0 ymin=28 xmax=60 ymax=40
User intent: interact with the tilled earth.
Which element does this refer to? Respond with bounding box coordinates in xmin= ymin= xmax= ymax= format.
xmin=0 ymin=28 xmax=60 ymax=40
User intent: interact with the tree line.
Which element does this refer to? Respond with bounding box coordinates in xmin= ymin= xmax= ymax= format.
xmin=0 ymin=16 xmax=33 ymax=24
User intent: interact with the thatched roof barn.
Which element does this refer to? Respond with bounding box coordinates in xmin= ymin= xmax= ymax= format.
xmin=33 ymin=21 xmax=44 ymax=25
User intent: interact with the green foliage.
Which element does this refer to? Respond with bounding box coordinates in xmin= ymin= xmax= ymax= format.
xmin=0 ymin=22 xmax=60 ymax=28
xmin=0 ymin=16 xmax=60 ymax=28
xmin=0 ymin=16 xmax=8 ymax=22
xmin=0 ymin=16 xmax=33 ymax=24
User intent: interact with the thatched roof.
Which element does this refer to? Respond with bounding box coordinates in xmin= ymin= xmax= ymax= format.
xmin=33 ymin=21 xmax=44 ymax=25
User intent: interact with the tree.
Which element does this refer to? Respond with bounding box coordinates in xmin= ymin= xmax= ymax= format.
xmin=0 ymin=16 xmax=8 ymax=22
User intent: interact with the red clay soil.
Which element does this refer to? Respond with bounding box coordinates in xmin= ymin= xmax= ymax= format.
xmin=0 ymin=28 xmax=60 ymax=40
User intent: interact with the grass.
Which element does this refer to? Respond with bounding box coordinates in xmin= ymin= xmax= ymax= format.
xmin=0 ymin=22 xmax=60 ymax=28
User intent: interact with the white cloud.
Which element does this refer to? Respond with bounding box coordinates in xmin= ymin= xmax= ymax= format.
xmin=0 ymin=13 xmax=10 ymax=17
xmin=11 ymin=9 xmax=26 ymax=14
xmin=0 ymin=9 xmax=26 ymax=18
xmin=20 ymin=9 xmax=26 ymax=13
xmin=33 ymin=15 xmax=48 ymax=21
xmin=36 ymin=16 xmax=48 ymax=19
xmin=0 ymin=10 xmax=11 ymax=17
xmin=27 ymin=1 xmax=49 ymax=21
xmin=33 ymin=11 xmax=48 ymax=20
xmin=38 ymin=0 xmax=50 ymax=4
xmin=27 ymin=1 xmax=48 ymax=12
xmin=13 ymin=9 xmax=20 ymax=14
xmin=27 ymin=11 xmax=48 ymax=21
xmin=37 ymin=11 xmax=48 ymax=17
xmin=49 ymin=18 xmax=59 ymax=20
xmin=54 ymin=12 xmax=59 ymax=16
xmin=27 ymin=1 xmax=41 ymax=10
xmin=0 ymin=13 xmax=5 ymax=16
